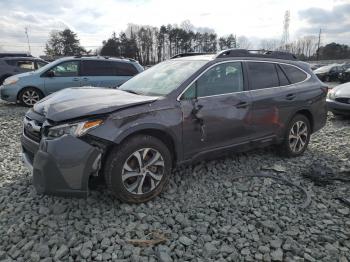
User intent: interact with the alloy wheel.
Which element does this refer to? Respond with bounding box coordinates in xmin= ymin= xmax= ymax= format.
xmin=121 ymin=148 xmax=165 ymax=195
xmin=288 ymin=121 xmax=308 ymax=153
xmin=22 ymin=90 xmax=40 ymax=106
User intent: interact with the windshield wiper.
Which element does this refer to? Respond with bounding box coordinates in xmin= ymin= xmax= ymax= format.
xmin=122 ymin=89 xmax=140 ymax=95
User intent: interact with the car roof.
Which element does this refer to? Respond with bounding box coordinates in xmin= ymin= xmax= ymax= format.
xmin=0 ymin=56 xmax=44 ymax=61
xmin=57 ymin=56 xmax=137 ymax=63
xmin=172 ymin=54 xmax=308 ymax=68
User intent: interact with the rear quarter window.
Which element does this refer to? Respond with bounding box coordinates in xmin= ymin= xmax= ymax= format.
xmin=280 ymin=64 xmax=307 ymax=84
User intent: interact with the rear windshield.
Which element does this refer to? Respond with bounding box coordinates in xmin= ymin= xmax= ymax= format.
xmin=119 ymin=60 xmax=207 ymax=96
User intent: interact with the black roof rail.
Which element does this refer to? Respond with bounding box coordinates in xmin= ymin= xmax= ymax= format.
xmin=73 ymin=55 xmax=138 ymax=62
xmin=170 ymin=52 xmax=212 ymax=59
xmin=216 ymin=49 xmax=297 ymax=60
xmin=73 ymin=54 xmax=99 ymax=58
xmin=0 ymin=53 xmax=32 ymax=58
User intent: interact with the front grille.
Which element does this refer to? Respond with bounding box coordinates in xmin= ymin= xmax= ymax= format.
xmin=23 ymin=116 xmax=43 ymax=143
xmin=335 ymin=97 xmax=350 ymax=104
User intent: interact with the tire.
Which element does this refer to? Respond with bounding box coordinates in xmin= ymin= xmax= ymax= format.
xmin=104 ymin=135 xmax=172 ymax=203
xmin=279 ymin=114 xmax=311 ymax=157
xmin=18 ymin=87 xmax=44 ymax=107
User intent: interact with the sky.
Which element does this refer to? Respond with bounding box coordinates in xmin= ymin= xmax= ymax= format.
xmin=0 ymin=0 xmax=349 ymax=56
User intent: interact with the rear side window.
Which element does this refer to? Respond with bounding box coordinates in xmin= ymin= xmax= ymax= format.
xmin=82 ymin=60 xmax=138 ymax=76
xmin=280 ymin=64 xmax=307 ymax=84
xmin=113 ymin=62 xmax=138 ymax=76
xmin=247 ymin=62 xmax=279 ymax=90
xmin=82 ymin=61 xmax=115 ymax=76
xmin=276 ymin=64 xmax=290 ymax=86
xmin=17 ymin=60 xmax=35 ymax=70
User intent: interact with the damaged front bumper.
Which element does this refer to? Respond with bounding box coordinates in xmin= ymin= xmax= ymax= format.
xmin=21 ymin=133 xmax=102 ymax=198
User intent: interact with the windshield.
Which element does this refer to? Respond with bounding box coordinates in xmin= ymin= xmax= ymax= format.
xmin=119 ymin=60 xmax=208 ymax=96
xmin=34 ymin=58 xmax=68 ymax=73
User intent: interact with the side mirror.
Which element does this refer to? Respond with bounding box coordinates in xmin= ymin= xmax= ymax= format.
xmin=46 ymin=70 xmax=55 ymax=77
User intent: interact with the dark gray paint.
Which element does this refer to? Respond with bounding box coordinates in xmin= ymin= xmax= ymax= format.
xmin=21 ymin=56 xmax=328 ymax=197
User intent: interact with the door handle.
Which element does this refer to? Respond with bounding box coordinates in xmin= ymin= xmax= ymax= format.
xmin=286 ymin=93 xmax=296 ymax=100
xmin=72 ymin=78 xmax=80 ymax=81
xmin=235 ymin=101 xmax=249 ymax=109
xmin=82 ymin=77 xmax=89 ymax=81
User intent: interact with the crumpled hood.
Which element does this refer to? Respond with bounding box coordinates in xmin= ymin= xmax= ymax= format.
xmin=33 ymin=87 xmax=159 ymax=122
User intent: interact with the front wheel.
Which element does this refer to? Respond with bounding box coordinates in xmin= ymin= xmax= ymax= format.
xmin=280 ymin=114 xmax=311 ymax=157
xmin=19 ymin=87 xmax=43 ymax=107
xmin=104 ymin=135 xmax=172 ymax=203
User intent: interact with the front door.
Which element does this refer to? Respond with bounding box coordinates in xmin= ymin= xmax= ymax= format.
xmin=43 ymin=60 xmax=81 ymax=94
xmin=180 ymin=62 xmax=253 ymax=159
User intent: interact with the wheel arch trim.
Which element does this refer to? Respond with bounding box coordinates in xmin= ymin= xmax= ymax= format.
xmin=113 ymin=123 xmax=182 ymax=163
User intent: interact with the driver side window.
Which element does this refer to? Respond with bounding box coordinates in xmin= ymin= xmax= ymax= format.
xmin=182 ymin=62 xmax=244 ymax=99
xmin=51 ymin=61 xmax=79 ymax=77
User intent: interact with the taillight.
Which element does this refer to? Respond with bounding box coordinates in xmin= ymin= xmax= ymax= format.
xmin=321 ymin=86 xmax=329 ymax=94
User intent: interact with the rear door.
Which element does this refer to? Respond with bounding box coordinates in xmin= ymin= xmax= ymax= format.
xmin=80 ymin=60 xmax=137 ymax=88
xmin=43 ymin=60 xmax=81 ymax=94
xmin=246 ymin=61 xmax=284 ymax=139
xmin=180 ymin=61 xmax=254 ymax=159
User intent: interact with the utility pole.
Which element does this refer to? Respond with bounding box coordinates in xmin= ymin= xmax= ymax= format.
xmin=24 ymin=27 xmax=31 ymax=54
xmin=316 ymin=29 xmax=322 ymax=61
xmin=281 ymin=10 xmax=290 ymax=49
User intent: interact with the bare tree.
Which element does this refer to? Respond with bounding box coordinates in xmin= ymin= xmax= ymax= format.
xmin=259 ymin=39 xmax=279 ymax=51
xmin=237 ymin=36 xmax=252 ymax=49
xmin=180 ymin=20 xmax=194 ymax=32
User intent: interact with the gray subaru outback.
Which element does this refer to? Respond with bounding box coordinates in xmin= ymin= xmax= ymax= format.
xmin=21 ymin=49 xmax=328 ymax=203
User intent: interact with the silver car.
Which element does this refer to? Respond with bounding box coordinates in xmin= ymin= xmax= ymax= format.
xmin=327 ymin=82 xmax=350 ymax=116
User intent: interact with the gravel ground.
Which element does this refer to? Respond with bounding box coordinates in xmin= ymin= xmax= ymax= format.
xmin=0 ymin=100 xmax=349 ymax=262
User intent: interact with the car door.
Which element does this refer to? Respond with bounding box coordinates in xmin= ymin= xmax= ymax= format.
xmin=246 ymin=61 xmax=284 ymax=139
xmin=43 ymin=60 xmax=81 ymax=94
xmin=179 ymin=61 xmax=253 ymax=159
xmin=80 ymin=60 xmax=133 ymax=88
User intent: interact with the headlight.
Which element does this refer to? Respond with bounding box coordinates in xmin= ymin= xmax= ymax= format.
xmin=3 ymin=77 xmax=18 ymax=86
xmin=47 ymin=119 xmax=103 ymax=138
xmin=327 ymin=89 xmax=336 ymax=100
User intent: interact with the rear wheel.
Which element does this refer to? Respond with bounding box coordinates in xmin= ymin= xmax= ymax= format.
xmin=104 ymin=135 xmax=172 ymax=203
xmin=19 ymin=87 xmax=43 ymax=107
xmin=280 ymin=114 xmax=311 ymax=157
